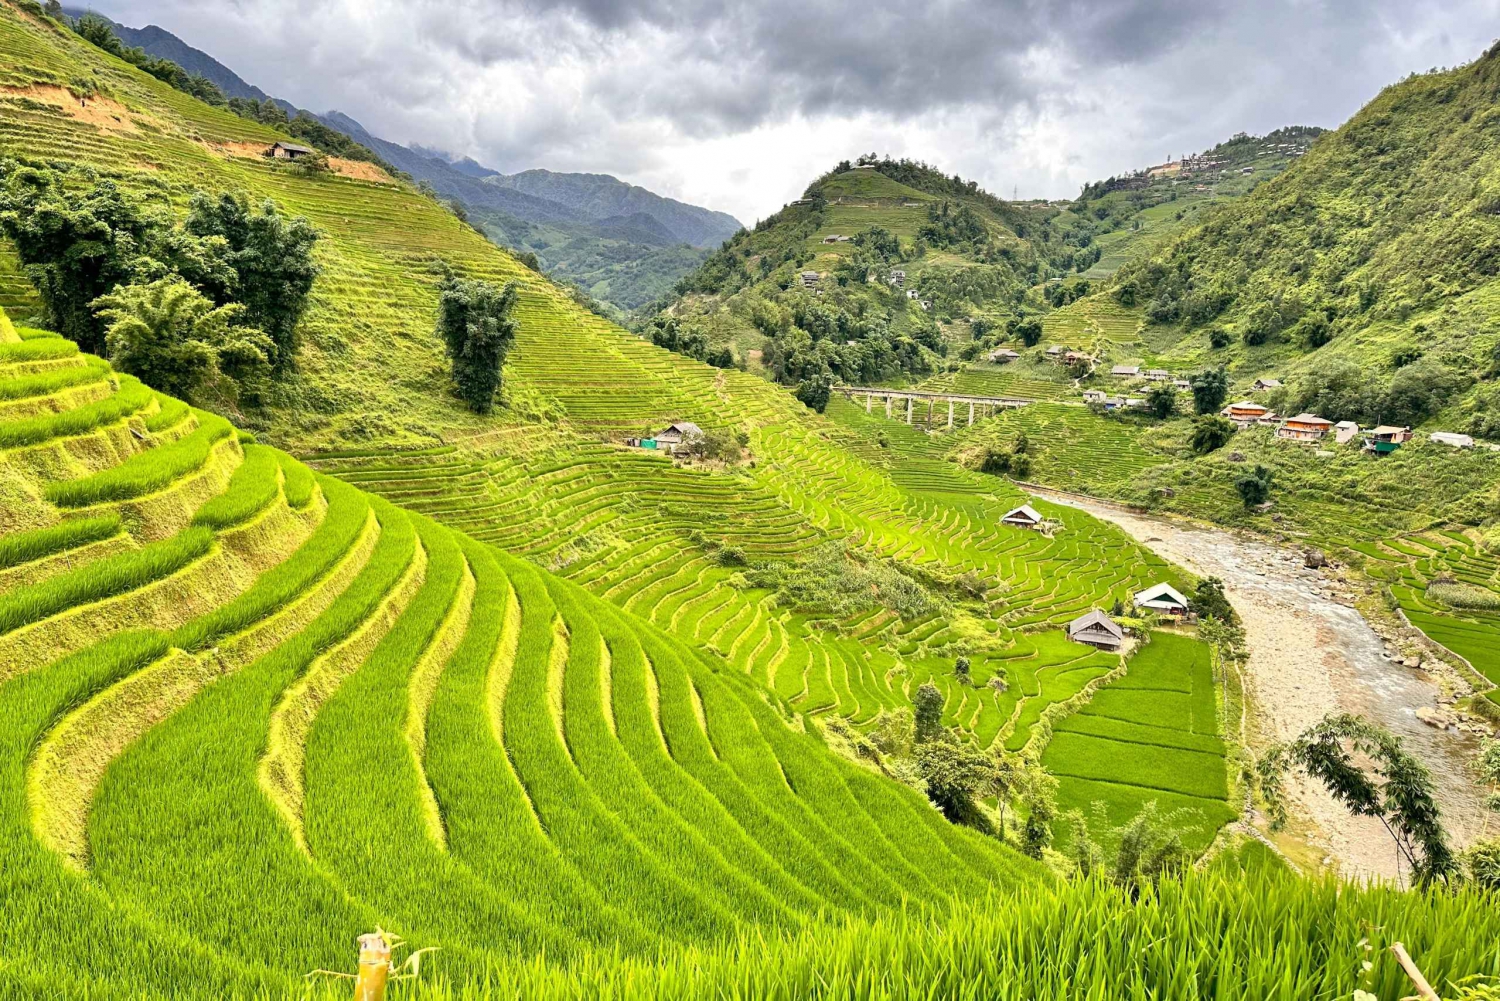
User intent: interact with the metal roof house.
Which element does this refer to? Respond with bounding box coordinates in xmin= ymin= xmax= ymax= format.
xmin=1001 ymin=504 xmax=1044 ymax=529
xmin=1334 ymin=420 xmax=1360 ymax=444
xmin=989 ymin=349 xmax=1021 ymax=364
xmin=268 ymin=141 xmax=315 ymax=159
xmin=1253 ymin=378 xmax=1283 ymax=391
xmin=1276 ymin=413 xmax=1333 ymax=442
xmin=1112 ymin=365 xmax=1140 ymax=377
xmin=1430 ymin=431 xmax=1475 ymax=449
xmin=1134 ymin=582 xmax=1190 ymax=615
xmin=1368 ymin=425 xmax=1412 ymax=454
xmin=1068 ymin=610 xmax=1125 ymax=651
xmin=654 ymin=422 xmax=704 ymax=445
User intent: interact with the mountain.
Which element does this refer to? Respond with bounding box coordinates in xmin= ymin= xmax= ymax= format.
xmin=60 ymin=10 xmax=741 ymax=316
xmin=1108 ymin=47 xmax=1500 ymax=427
xmin=487 ymin=169 xmax=742 ymax=249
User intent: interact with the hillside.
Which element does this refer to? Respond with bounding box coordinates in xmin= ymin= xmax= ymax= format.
xmin=52 ymin=9 xmax=739 ymax=317
xmin=3 ymin=3 xmax=1500 ymax=994
xmin=1108 ymin=46 xmax=1500 ymax=424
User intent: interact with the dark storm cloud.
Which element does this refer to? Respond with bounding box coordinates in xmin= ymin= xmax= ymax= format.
xmin=90 ymin=0 xmax=1500 ymax=221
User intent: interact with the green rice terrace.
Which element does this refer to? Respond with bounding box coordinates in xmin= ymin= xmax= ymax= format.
xmin=2 ymin=2 xmax=1500 ymax=995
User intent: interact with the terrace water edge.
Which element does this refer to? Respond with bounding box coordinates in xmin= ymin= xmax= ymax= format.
xmin=1029 ymin=486 xmax=1489 ymax=883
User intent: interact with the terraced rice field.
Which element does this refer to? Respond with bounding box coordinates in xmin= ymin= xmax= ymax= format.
xmin=1042 ymin=295 xmax=1144 ymax=353
xmin=0 ymin=313 xmax=1046 ymax=995
xmin=1045 ymin=632 xmax=1236 ymax=851
xmin=1360 ymin=530 xmax=1500 ymax=697
xmin=949 ymin=401 xmax=1167 ymax=491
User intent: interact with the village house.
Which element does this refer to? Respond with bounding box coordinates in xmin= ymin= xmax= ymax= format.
xmin=1082 ymin=389 xmax=1107 ymax=404
xmin=889 ymin=270 xmax=906 ymax=288
xmin=906 ymin=289 xmax=919 ymax=300
xmin=919 ymin=300 xmax=932 ymax=311
xmin=1334 ymin=421 xmax=1360 ymax=445
xmin=1430 ymin=431 xmax=1475 ymax=449
xmin=268 ymin=141 xmax=315 ymax=160
xmin=800 ymin=271 xmax=820 ymax=288
xmin=1124 ymin=397 xmax=1149 ymax=410
xmin=1045 ymin=346 xmax=1064 ymax=359
xmin=1111 ymin=365 xmax=1140 ymax=378
xmin=1173 ymin=379 xmax=1192 ymax=390
xmin=989 ymin=348 xmax=1021 ymax=364
xmin=1220 ymin=401 xmax=1276 ymax=427
xmin=1068 ymin=610 xmax=1125 ymax=652
xmin=1001 ymin=505 xmax=1044 ymax=529
xmin=1253 ymin=378 xmax=1283 ymax=392
xmin=1134 ymin=582 xmax=1190 ymax=616
xmin=1367 ymin=425 xmax=1412 ymax=454
xmin=1103 ymin=396 xmax=1128 ymax=411
xmin=653 ymin=422 xmax=704 ymax=449
xmin=1064 ymin=351 xmax=1090 ymax=365
xmin=1143 ymin=369 xmax=1170 ymax=382
xmin=1276 ymin=413 xmax=1334 ymax=443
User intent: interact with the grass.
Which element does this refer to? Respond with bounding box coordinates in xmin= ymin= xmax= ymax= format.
xmin=190 ymin=444 xmax=281 ymax=530
xmin=0 ymin=526 xmax=213 ymax=639
xmin=44 ymin=410 xmax=233 ymax=507
xmin=0 ymin=337 xmax=76 ymax=363
xmin=0 ymin=354 xmax=110 ymax=401
xmin=0 ymin=514 xmax=121 ymax=571
xmin=0 ymin=373 xmax=152 ymax=449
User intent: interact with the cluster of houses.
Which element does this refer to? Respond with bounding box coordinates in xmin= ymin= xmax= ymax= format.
xmin=625 ymin=422 xmax=703 ymax=454
xmin=821 ymin=234 xmax=854 ymax=244
xmin=1111 ymin=364 xmax=1190 ymax=389
xmin=1082 ymin=389 xmax=1148 ymax=412
xmin=1066 ymin=583 xmax=1193 ymax=652
xmin=904 ymin=289 xmax=932 ymax=310
xmin=1215 ymin=401 xmax=1484 ymax=453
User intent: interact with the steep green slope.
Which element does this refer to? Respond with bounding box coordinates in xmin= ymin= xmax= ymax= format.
xmin=1111 ymin=45 xmax=1500 ymax=416
xmin=0 ymin=310 xmax=1047 ymax=995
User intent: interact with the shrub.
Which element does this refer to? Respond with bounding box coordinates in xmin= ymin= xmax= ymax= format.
xmin=795 ymin=372 xmax=833 ymax=413
xmin=436 ymin=274 xmax=519 ymax=414
xmin=1194 ymin=577 xmax=1235 ymax=621
xmin=913 ymin=682 xmax=945 ymax=743
xmin=94 ymin=276 xmax=273 ymax=404
xmin=1234 ymin=465 xmax=1274 ymax=507
xmin=1426 ymin=582 xmax=1500 ymax=611
xmin=1189 ymin=415 xmax=1236 ymax=454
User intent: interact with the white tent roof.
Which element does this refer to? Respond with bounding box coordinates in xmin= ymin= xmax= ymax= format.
xmin=1135 ymin=582 xmax=1190 ymax=608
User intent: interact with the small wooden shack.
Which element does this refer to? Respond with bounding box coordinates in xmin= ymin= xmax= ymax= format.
xmin=1068 ymin=610 xmax=1125 ymax=652
xmin=268 ymin=141 xmax=314 ymax=160
xmin=1001 ymin=504 xmax=1044 ymax=529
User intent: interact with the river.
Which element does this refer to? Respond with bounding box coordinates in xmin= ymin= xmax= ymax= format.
xmin=1034 ymin=488 xmax=1490 ymax=882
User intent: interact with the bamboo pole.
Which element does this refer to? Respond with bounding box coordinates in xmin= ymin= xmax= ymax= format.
xmin=355 ymin=932 xmax=391 ymax=1001
xmin=1391 ymin=942 xmax=1440 ymax=1001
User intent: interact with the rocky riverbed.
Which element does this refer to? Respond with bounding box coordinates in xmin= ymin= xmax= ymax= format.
xmin=1035 ymin=488 xmax=1491 ymax=882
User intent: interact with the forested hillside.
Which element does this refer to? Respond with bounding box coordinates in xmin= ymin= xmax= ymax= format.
xmin=1112 ymin=45 xmax=1500 ymax=430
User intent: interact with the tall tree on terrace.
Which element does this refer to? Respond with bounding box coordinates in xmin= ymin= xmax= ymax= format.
xmin=184 ymin=193 xmax=320 ymax=370
xmin=0 ymin=163 xmax=160 ymax=353
xmin=435 ymin=272 xmax=520 ymax=414
xmin=1189 ymin=366 xmax=1230 ymax=415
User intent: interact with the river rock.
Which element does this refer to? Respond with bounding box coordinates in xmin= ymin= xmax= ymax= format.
xmin=1303 ymin=549 xmax=1328 ymax=569
xmin=1415 ymin=706 xmax=1454 ymax=729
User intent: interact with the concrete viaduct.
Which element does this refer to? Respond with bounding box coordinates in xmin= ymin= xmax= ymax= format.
xmin=836 ymin=386 xmax=1030 ymax=429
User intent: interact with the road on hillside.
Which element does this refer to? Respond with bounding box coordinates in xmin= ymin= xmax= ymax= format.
xmin=1032 ymin=488 xmax=1490 ymax=883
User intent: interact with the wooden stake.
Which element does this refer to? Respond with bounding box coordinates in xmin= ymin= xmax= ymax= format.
xmin=1391 ymin=942 xmax=1440 ymax=1001
xmin=354 ymin=932 xmax=391 ymax=1001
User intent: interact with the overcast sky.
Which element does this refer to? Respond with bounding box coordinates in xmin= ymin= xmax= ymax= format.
xmin=91 ymin=0 xmax=1499 ymax=225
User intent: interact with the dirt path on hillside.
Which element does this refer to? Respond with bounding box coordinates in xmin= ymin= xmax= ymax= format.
xmin=1032 ymin=488 xmax=1490 ymax=883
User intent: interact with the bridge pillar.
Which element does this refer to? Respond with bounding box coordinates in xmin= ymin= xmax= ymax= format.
xmin=906 ymin=397 xmax=913 ymax=424
xmin=866 ymin=393 xmax=873 ymax=413
xmin=947 ymin=399 xmax=954 ymax=429
xmin=926 ymin=398 xmax=933 ymax=428
xmin=968 ymin=401 xmax=974 ymax=426
xmin=885 ymin=395 xmax=892 ymax=419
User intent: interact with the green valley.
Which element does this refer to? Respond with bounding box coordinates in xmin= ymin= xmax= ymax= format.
xmin=1 ymin=0 xmax=1499 ymax=997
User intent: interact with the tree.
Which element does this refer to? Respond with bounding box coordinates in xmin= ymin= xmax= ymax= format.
xmin=795 ymin=371 xmax=833 ymax=413
xmin=954 ymin=656 xmax=971 ymax=686
xmin=1146 ymin=383 xmax=1178 ymax=418
xmin=0 ymin=164 xmax=162 ymax=353
xmin=915 ymin=737 xmax=996 ymax=830
xmin=913 ymin=681 xmax=945 ymax=743
xmin=435 ymin=274 xmax=519 ymax=414
xmin=1188 ymin=366 xmax=1229 ymax=415
xmin=1257 ymin=713 xmax=1457 ymax=887
xmin=184 ymin=193 xmax=319 ymax=369
xmin=93 ymin=276 xmax=272 ymax=404
xmin=1013 ymin=317 xmax=1043 ymax=347
xmin=1193 ymin=576 xmax=1235 ymax=622
xmin=1234 ymin=464 xmax=1274 ymax=507
xmin=991 ymin=751 xmax=1023 ymax=838
xmin=1020 ymin=771 xmax=1058 ymax=859
xmin=1189 ymin=414 xmax=1236 ymax=454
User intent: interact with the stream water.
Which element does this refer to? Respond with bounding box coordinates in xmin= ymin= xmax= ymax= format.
xmin=1034 ymin=488 xmax=1490 ymax=881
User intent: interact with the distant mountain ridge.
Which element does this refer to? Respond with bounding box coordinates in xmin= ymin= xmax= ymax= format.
xmin=61 ymin=9 xmax=741 ymax=314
